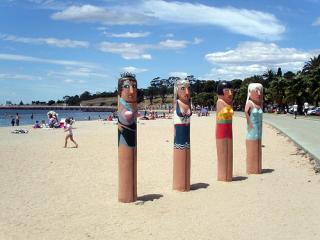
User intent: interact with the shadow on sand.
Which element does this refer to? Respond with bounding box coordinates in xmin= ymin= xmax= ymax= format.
xmin=136 ymin=194 xmax=163 ymax=203
xmin=190 ymin=182 xmax=210 ymax=191
xmin=232 ymin=176 xmax=248 ymax=181
xmin=261 ymin=168 xmax=275 ymax=174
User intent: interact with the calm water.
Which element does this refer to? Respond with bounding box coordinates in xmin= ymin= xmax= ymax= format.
xmin=0 ymin=109 xmax=113 ymax=127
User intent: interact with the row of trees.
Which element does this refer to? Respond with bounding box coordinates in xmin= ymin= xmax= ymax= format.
xmin=30 ymin=91 xmax=117 ymax=106
xmin=29 ymin=54 xmax=320 ymax=110
xmin=144 ymin=54 xmax=320 ymax=111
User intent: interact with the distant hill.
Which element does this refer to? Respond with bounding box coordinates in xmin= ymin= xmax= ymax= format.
xmin=80 ymin=97 xmax=117 ymax=106
xmin=80 ymin=95 xmax=174 ymax=108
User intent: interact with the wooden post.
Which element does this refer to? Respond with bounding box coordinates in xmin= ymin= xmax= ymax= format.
xmin=173 ymin=78 xmax=192 ymax=191
xmin=117 ymin=72 xmax=138 ymax=202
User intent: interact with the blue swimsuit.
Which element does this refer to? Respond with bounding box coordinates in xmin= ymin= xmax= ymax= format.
xmin=246 ymin=104 xmax=263 ymax=140
xmin=174 ymin=101 xmax=192 ymax=149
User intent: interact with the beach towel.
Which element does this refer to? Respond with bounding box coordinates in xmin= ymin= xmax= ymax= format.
xmin=11 ymin=129 xmax=29 ymax=134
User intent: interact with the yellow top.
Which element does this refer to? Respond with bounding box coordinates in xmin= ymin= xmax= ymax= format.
xmin=217 ymin=106 xmax=233 ymax=122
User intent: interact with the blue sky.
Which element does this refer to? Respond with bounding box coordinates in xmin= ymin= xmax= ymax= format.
xmin=0 ymin=0 xmax=320 ymax=104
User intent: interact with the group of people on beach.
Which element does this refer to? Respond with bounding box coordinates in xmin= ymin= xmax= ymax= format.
xmin=116 ymin=72 xmax=264 ymax=203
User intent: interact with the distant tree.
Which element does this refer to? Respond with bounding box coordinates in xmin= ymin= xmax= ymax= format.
xmin=192 ymin=92 xmax=216 ymax=107
xmin=277 ymin=67 xmax=282 ymax=77
xmin=150 ymin=76 xmax=171 ymax=104
xmin=285 ymin=74 xmax=308 ymax=112
xmin=19 ymin=101 xmax=24 ymax=105
xmin=203 ymin=80 xmax=216 ymax=93
xmin=64 ymin=95 xmax=80 ymax=106
xmin=263 ymin=69 xmax=277 ymax=87
xmin=147 ymin=86 xmax=156 ymax=105
xmin=80 ymin=91 xmax=91 ymax=101
xmin=283 ymin=71 xmax=295 ymax=80
xmin=231 ymin=79 xmax=242 ymax=90
xmin=191 ymin=80 xmax=202 ymax=94
xmin=302 ymin=55 xmax=320 ymax=106
xmin=233 ymin=86 xmax=248 ymax=109
xmin=47 ymin=100 xmax=55 ymax=105
xmin=268 ymin=76 xmax=287 ymax=110
xmin=137 ymin=88 xmax=144 ymax=103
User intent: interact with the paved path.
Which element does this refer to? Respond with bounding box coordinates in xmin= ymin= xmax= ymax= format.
xmin=262 ymin=113 xmax=320 ymax=167
xmin=234 ymin=111 xmax=320 ymax=166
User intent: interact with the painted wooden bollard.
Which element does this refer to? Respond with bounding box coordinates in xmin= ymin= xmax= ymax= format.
xmin=216 ymin=81 xmax=234 ymax=181
xmin=117 ymin=72 xmax=138 ymax=202
xmin=173 ymin=78 xmax=192 ymax=191
xmin=245 ymin=83 xmax=263 ymax=174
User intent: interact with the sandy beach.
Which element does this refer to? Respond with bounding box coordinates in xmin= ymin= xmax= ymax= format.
xmin=0 ymin=115 xmax=319 ymax=240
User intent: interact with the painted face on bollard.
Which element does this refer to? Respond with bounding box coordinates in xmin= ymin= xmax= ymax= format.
xmin=121 ymin=79 xmax=137 ymax=103
xmin=250 ymin=89 xmax=262 ymax=103
xmin=222 ymin=88 xmax=233 ymax=104
xmin=177 ymin=84 xmax=190 ymax=104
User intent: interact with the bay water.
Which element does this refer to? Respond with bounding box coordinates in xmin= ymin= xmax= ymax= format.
xmin=0 ymin=109 xmax=113 ymax=127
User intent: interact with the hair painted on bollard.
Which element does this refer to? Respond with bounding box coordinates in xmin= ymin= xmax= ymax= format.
xmin=217 ymin=80 xmax=232 ymax=96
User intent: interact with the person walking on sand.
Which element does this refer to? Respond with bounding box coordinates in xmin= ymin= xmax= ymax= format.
xmin=64 ymin=118 xmax=78 ymax=148
xmin=303 ymin=101 xmax=309 ymax=116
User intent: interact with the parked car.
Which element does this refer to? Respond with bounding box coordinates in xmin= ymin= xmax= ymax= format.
xmin=307 ymin=107 xmax=320 ymax=115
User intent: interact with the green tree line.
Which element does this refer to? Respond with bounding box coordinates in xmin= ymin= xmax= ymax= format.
xmin=30 ymin=54 xmax=320 ymax=111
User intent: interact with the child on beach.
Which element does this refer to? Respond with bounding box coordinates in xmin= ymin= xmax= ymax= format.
xmin=64 ymin=118 xmax=78 ymax=148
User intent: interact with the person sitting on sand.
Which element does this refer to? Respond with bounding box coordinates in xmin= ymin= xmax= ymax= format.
xmin=11 ymin=118 xmax=15 ymax=126
xmin=33 ymin=121 xmax=41 ymax=128
xmin=64 ymin=118 xmax=78 ymax=148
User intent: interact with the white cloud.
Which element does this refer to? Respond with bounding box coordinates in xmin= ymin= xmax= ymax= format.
xmin=159 ymin=39 xmax=188 ymax=49
xmin=0 ymin=33 xmax=89 ymax=48
xmin=142 ymin=0 xmax=284 ymax=40
xmin=121 ymin=66 xmax=148 ymax=74
xmin=48 ymin=67 xmax=110 ymax=78
xmin=169 ymin=72 xmax=188 ymax=79
xmin=0 ymin=53 xmax=96 ymax=68
xmin=51 ymin=1 xmax=284 ymax=40
xmin=312 ymin=17 xmax=320 ymax=26
xmin=0 ymin=73 xmax=43 ymax=81
xmin=27 ymin=0 xmax=73 ymax=10
xmin=63 ymin=78 xmax=86 ymax=84
xmin=203 ymin=64 xmax=267 ymax=80
xmin=205 ymin=42 xmax=311 ymax=65
xmin=204 ymin=42 xmax=319 ymax=80
xmin=98 ymin=42 xmax=152 ymax=60
xmin=109 ymin=32 xmax=150 ymax=38
xmin=51 ymin=4 xmax=152 ymax=25
xmin=98 ymin=38 xmax=193 ymax=59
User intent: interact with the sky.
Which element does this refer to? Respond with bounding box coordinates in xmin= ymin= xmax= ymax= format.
xmin=0 ymin=0 xmax=320 ymax=104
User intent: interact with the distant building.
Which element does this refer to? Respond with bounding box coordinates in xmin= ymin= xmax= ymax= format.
xmin=5 ymin=101 xmax=13 ymax=106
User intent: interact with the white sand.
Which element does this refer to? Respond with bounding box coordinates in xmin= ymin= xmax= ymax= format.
xmin=0 ymin=115 xmax=319 ymax=240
